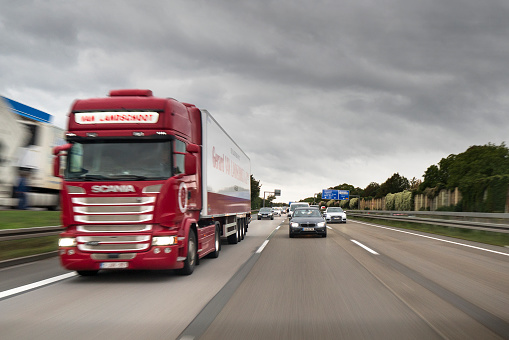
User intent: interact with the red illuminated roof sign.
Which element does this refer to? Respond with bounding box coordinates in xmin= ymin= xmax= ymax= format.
xmin=75 ymin=112 xmax=159 ymax=124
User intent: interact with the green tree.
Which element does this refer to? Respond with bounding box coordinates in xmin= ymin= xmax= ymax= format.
xmin=363 ymin=182 xmax=381 ymax=198
xmin=330 ymin=183 xmax=363 ymax=196
xmin=265 ymin=195 xmax=276 ymax=206
xmin=420 ymin=165 xmax=440 ymax=190
xmin=448 ymin=143 xmax=509 ymax=190
xmin=380 ymin=173 xmax=410 ymax=196
xmin=250 ymin=175 xmax=262 ymax=209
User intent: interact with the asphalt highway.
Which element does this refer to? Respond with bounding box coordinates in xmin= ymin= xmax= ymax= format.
xmin=1 ymin=216 xmax=508 ymax=340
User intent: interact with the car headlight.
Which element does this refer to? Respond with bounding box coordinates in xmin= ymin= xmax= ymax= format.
xmin=59 ymin=237 xmax=77 ymax=247
xmin=152 ymin=236 xmax=178 ymax=246
xmin=317 ymin=222 xmax=325 ymax=227
xmin=291 ymin=222 xmax=299 ymax=228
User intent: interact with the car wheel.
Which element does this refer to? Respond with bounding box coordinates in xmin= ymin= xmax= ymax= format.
xmin=289 ymin=231 xmax=294 ymax=238
xmin=178 ymin=230 xmax=197 ymax=275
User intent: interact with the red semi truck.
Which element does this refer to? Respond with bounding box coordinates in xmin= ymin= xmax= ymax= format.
xmin=54 ymin=89 xmax=251 ymax=276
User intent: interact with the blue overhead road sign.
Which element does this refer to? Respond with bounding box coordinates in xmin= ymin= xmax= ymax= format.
xmin=322 ymin=189 xmax=350 ymax=200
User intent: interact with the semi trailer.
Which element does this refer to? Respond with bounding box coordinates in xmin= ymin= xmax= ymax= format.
xmin=0 ymin=96 xmax=63 ymax=210
xmin=54 ymin=89 xmax=251 ymax=275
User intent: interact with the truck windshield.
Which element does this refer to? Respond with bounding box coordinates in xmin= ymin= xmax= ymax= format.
xmin=65 ymin=140 xmax=176 ymax=181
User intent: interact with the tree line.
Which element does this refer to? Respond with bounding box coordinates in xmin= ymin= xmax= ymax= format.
xmin=251 ymin=142 xmax=509 ymax=212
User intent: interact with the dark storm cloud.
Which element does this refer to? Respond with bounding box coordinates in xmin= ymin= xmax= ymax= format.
xmin=1 ymin=0 xmax=508 ymax=201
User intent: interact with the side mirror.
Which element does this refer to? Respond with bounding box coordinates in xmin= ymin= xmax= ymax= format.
xmin=185 ymin=153 xmax=197 ymax=175
xmin=184 ymin=143 xmax=199 ymax=175
xmin=187 ymin=143 xmax=199 ymax=153
xmin=53 ymin=144 xmax=72 ymax=178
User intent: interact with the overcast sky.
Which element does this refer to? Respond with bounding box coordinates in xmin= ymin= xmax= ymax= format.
xmin=1 ymin=0 xmax=508 ymax=203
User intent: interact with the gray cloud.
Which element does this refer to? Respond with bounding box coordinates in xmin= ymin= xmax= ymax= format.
xmin=1 ymin=0 xmax=508 ymax=202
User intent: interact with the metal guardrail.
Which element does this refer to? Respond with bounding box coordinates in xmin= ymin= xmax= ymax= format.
xmin=0 ymin=226 xmax=61 ymax=241
xmin=348 ymin=210 xmax=509 ymax=233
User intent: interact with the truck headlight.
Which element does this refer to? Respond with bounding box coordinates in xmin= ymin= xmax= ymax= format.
xmin=291 ymin=222 xmax=299 ymax=228
xmin=152 ymin=236 xmax=178 ymax=246
xmin=317 ymin=222 xmax=325 ymax=228
xmin=59 ymin=238 xmax=77 ymax=247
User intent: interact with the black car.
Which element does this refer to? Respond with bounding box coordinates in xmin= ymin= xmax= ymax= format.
xmin=257 ymin=207 xmax=274 ymax=220
xmin=289 ymin=207 xmax=327 ymax=238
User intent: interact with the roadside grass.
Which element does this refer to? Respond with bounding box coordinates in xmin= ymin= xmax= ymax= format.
xmin=0 ymin=211 xmax=61 ymax=261
xmin=0 ymin=210 xmax=61 ymax=229
xmin=351 ymin=216 xmax=509 ymax=247
xmin=0 ymin=236 xmax=58 ymax=261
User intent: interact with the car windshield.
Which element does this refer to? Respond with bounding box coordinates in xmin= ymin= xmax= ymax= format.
xmin=65 ymin=139 xmax=182 ymax=181
xmin=260 ymin=208 xmax=272 ymax=212
xmin=328 ymin=208 xmax=343 ymax=212
xmin=293 ymin=209 xmax=322 ymax=217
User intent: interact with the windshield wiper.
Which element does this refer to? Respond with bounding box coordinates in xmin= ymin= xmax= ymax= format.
xmin=78 ymin=174 xmax=113 ymax=181
xmin=109 ymin=174 xmax=149 ymax=180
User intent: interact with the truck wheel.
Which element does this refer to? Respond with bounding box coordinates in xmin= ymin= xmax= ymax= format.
xmin=178 ymin=230 xmax=197 ymax=275
xmin=227 ymin=230 xmax=238 ymax=244
xmin=238 ymin=220 xmax=245 ymax=241
xmin=77 ymin=270 xmax=98 ymax=276
xmin=207 ymin=224 xmax=220 ymax=258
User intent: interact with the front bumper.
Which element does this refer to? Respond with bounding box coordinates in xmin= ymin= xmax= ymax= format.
xmin=289 ymin=226 xmax=327 ymax=235
xmin=59 ymin=245 xmax=182 ymax=271
xmin=326 ymin=216 xmax=346 ymax=223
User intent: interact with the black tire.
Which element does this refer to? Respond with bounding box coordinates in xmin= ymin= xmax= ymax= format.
xmin=239 ymin=220 xmax=245 ymax=240
xmin=77 ymin=270 xmax=99 ymax=276
xmin=322 ymin=231 xmax=327 ymax=238
xmin=227 ymin=229 xmax=238 ymax=244
xmin=178 ymin=230 xmax=197 ymax=275
xmin=207 ymin=224 xmax=220 ymax=258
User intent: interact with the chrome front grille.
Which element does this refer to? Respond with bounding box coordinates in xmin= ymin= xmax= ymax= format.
xmin=72 ymin=197 xmax=155 ymax=205
xmin=75 ymin=214 xmax=152 ymax=223
xmin=77 ymin=235 xmax=150 ymax=243
xmin=78 ymin=243 xmax=149 ymax=252
xmin=77 ymin=225 xmax=153 ymax=233
xmin=74 ymin=205 xmax=154 ymax=214
xmin=72 ymin=196 xmax=155 ymax=223
xmin=76 ymin=235 xmax=151 ymax=252
xmin=71 ymin=192 xmax=157 ymax=252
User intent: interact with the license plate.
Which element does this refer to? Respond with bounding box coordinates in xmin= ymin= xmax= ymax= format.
xmin=100 ymin=262 xmax=128 ymax=269
xmin=303 ymin=227 xmax=314 ymax=231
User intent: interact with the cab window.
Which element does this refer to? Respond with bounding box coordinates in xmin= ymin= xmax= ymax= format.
xmin=174 ymin=139 xmax=186 ymax=175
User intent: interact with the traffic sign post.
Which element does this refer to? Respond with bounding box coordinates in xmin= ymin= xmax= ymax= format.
xmin=263 ymin=189 xmax=281 ymax=207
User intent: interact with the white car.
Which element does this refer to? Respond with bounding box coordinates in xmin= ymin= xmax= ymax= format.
xmin=324 ymin=207 xmax=347 ymax=223
xmin=272 ymin=207 xmax=281 ymax=216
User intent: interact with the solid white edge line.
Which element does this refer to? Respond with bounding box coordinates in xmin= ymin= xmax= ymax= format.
xmin=0 ymin=272 xmax=77 ymax=299
xmin=256 ymin=240 xmax=269 ymax=254
xmin=355 ymin=220 xmax=509 ymax=257
xmin=351 ymin=239 xmax=379 ymax=255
